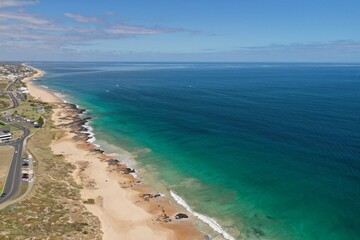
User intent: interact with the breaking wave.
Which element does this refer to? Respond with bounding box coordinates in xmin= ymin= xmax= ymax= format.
xmin=170 ymin=191 xmax=235 ymax=240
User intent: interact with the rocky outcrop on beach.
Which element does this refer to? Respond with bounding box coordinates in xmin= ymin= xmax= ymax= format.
xmin=139 ymin=193 xmax=161 ymax=201
xmin=122 ymin=167 xmax=136 ymax=174
xmin=48 ymin=100 xmax=204 ymax=239
xmin=175 ymin=213 xmax=189 ymax=219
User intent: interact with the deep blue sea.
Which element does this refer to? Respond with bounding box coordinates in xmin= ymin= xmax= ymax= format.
xmin=32 ymin=62 xmax=360 ymax=240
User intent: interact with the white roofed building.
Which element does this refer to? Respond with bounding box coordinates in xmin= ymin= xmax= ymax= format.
xmin=0 ymin=131 xmax=12 ymax=142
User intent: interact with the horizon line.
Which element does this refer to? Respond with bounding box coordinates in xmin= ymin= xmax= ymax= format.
xmin=1 ymin=60 xmax=360 ymax=64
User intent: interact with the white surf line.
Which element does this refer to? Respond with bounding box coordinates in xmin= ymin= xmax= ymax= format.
xmin=170 ymin=191 xmax=235 ymax=240
xmin=81 ymin=121 xmax=96 ymax=143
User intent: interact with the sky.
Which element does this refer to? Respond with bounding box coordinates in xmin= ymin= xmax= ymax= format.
xmin=0 ymin=0 xmax=359 ymax=62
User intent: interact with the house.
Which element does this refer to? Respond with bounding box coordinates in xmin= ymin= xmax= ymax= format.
xmin=0 ymin=131 xmax=12 ymax=142
xmin=19 ymin=87 xmax=30 ymax=94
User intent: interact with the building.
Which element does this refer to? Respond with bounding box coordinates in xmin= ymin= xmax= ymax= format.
xmin=0 ymin=131 xmax=12 ymax=142
xmin=19 ymin=87 xmax=30 ymax=94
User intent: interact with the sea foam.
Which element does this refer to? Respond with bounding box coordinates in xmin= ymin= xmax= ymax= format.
xmin=80 ymin=121 xmax=100 ymax=147
xmin=170 ymin=191 xmax=235 ymax=240
xmin=53 ymin=92 xmax=68 ymax=103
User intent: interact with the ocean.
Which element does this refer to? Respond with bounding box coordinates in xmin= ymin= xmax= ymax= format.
xmin=31 ymin=62 xmax=360 ymax=240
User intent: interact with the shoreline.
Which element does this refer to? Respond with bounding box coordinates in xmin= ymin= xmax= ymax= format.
xmin=22 ymin=67 xmax=204 ymax=239
xmin=23 ymin=66 xmax=205 ymax=240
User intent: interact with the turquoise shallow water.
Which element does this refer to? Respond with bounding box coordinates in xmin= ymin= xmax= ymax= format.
xmin=32 ymin=62 xmax=360 ymax=240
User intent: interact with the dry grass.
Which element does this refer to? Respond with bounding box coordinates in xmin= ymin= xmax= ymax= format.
xmin=0 ymin=82 xmax=8 ymax=91
xmin=0 ymin=105 xmax=102 ymax=239
xmin=0 ymin=89 xmax=11 ymax=111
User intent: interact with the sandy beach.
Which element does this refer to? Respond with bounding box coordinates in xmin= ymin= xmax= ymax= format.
xmin=23 ymin=66 xmax=204 ymax=240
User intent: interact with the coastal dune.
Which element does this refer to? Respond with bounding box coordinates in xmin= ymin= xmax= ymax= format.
xmin=50 ymin=128 xmax=171 ymax=240
xmin=23 ymin=67 xmax=204 ymax=240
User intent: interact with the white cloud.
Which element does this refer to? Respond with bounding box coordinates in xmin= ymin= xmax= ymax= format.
xmin=0 ymin=0 xmax=39 ymax=8
xmin=64 ymin=13 xmax=99 ymax=23
xmin=107 ymin=24 xmax=181 ymax=35
xmin=0 ymin=11 xmax=50 ymax=24
xmin=0 ymin=7 xmax=193 ymax=56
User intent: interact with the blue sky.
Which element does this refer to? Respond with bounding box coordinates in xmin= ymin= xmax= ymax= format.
xmin=0 ymin=0 xmax=359 ymax=61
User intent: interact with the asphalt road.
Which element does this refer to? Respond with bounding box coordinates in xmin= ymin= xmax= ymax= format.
xmin=2 ymin=78 xmax=20 ymax=111
xmin=0 ymin=123 xmax=30 ymax=203
xmin=0 ymin=77 xmax=30 ymax=203
xmin=7 ymin=91 xmax=19 ymax=108
xmin=5 ymin=78 xmax=20 ymax=109
xmin=5 ymin=77 xmax=18 ymax=91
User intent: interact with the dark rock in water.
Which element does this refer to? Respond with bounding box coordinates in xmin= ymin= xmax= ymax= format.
xmin=91 ymin=148 xmax=104 ymax=154
xmin=107 ymin=159 xmax=120 ymax=166
xmin=67 ymin=103 xmax=77 ymax=109
xmin=122 ymin=168 xmax=135 ymax=174
xmin=66 ymin=103 xmax=86 ymax=113
xmin=175 ymin=213 xmax=188 ymax=219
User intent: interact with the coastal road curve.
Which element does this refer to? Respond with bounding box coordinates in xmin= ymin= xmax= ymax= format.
xmin=0 ymin=76 xmax=30 ymax=203
xmin=0 ymin=122 xmax=30 ymax=203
